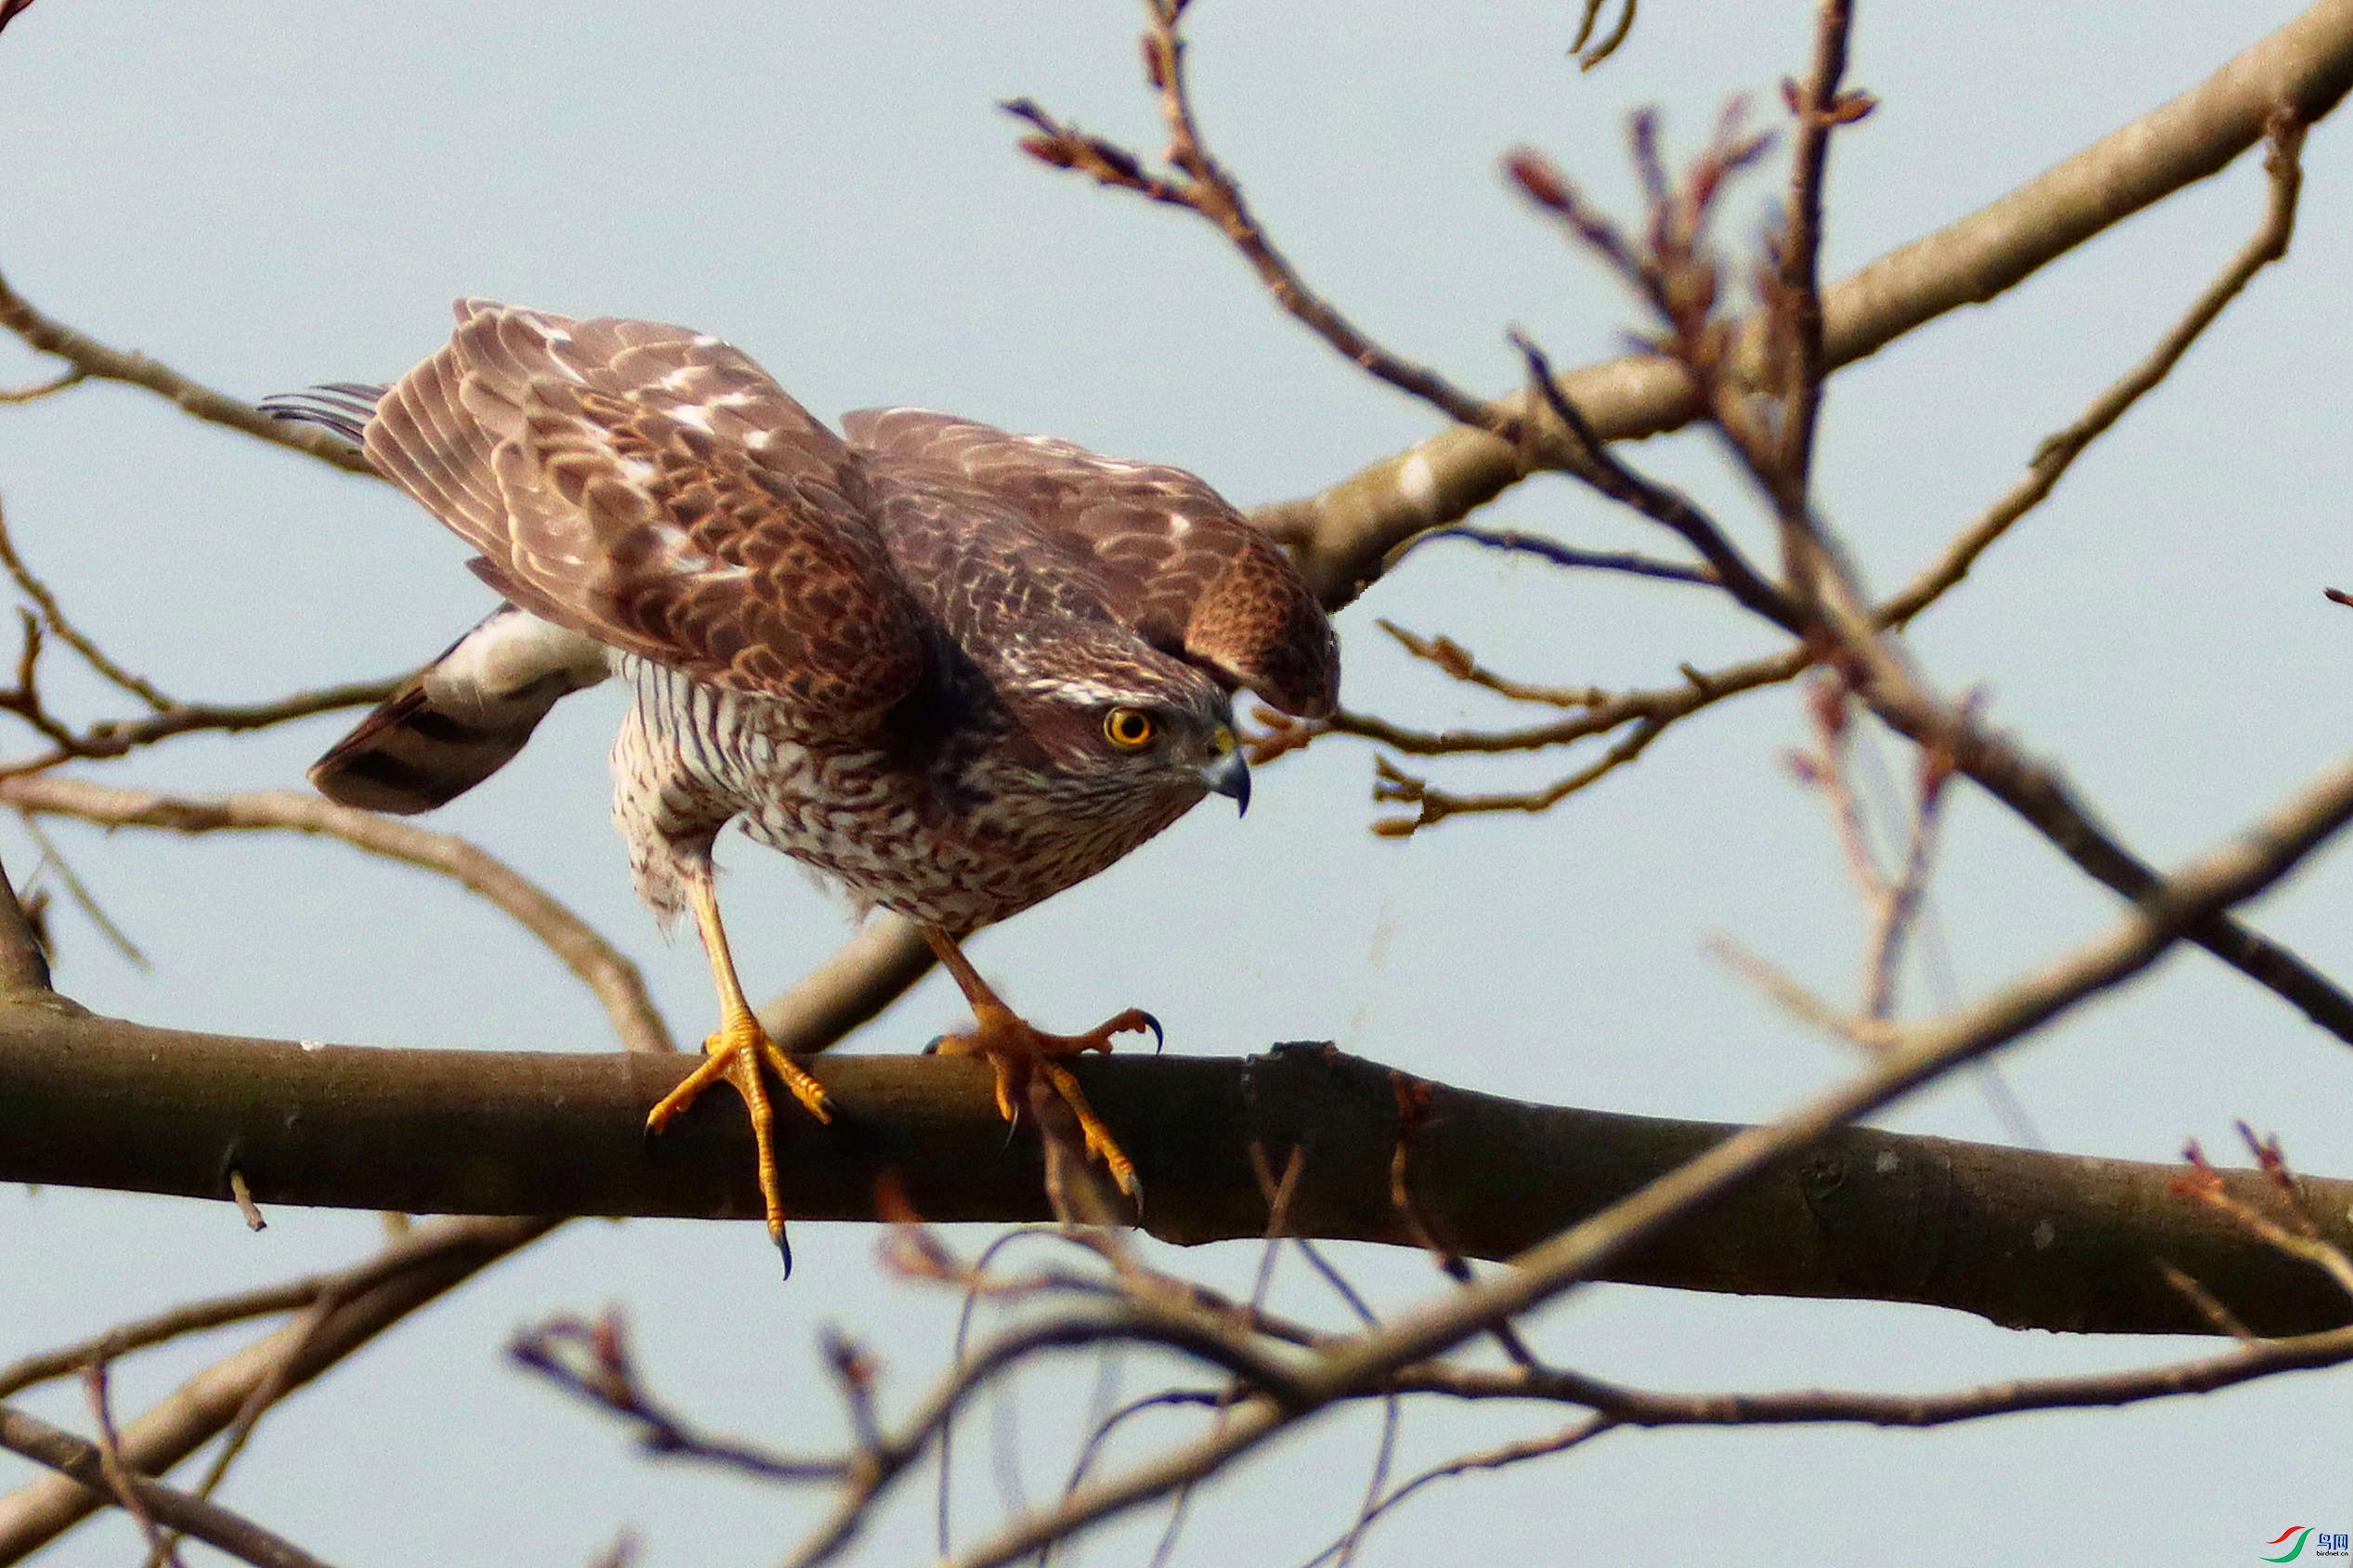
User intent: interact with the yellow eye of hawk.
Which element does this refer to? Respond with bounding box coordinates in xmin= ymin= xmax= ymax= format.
xmin=1103 ymin=707 xmax=1156 ymax=750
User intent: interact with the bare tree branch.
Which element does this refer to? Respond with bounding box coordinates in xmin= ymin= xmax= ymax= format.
xmin=1879 ymin=108 xmax=2308 ymax=625
xmin=0 ymin=366 xmax=82 ymax=404
xmin=0 ymin=1404 xmax=333 ymax=1568
xmin=0 ymin=266 xmax=374 ymax=477
xmin=1005 ymin=3 xmax=1513 ymax=438
xmin=936 ymin=742 xmax=2353 ymax=1568
xmin=1249 ymin=0 xmax=2353 ymax=604
xmin=0 ymin=775 xmax=674 ymax=1056
xmin=0 ymin=1216 xmax=549 ymax=1561
xmin=1401 ymin=525 xmax=1715 ymax=587
xmin=6 ymin=1003 xmax=2353 ymax=1338
xmin=0 ymin=676 xmax=405 ymax=778
xmin=0 ymin=895 xmax=935 ymax=1560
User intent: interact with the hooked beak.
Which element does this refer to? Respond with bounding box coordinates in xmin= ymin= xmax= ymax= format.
xmin=1200 ymin=732 xmax=1251 ymax=817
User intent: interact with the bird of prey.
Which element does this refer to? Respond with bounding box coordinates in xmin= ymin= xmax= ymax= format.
xmin=267 ymin=299 xmax=1340 ymax=1260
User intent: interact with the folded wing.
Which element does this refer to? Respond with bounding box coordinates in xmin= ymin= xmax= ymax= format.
xmin=365 ymin=300 xmax=928 ymax=744
xmin=842 ymin=409 xmax=1338 ymax=718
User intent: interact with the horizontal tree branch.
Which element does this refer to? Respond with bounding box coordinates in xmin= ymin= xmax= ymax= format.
xmin=2 ymin=1003 xmax=2346 ymax=1338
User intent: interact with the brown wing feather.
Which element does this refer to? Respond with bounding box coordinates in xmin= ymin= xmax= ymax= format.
xmin=364 ymin=300 xmax=926 ymax=742
xmin=843 ymin=408 xmax=1338 ymax=717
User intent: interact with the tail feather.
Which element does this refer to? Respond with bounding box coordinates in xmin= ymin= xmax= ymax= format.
xmin=311 ymin=605 xmax=610 ymax=814
xmin=259 ymin=383 xmax=389 ymax=447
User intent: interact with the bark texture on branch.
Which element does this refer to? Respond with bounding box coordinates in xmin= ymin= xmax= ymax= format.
xmin=4 ymin=1004 xmax=2345 ymax=1338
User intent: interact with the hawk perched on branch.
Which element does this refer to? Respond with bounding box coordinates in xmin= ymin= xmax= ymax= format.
xmin=268 ymin=299 xmax=1340 ymax=1261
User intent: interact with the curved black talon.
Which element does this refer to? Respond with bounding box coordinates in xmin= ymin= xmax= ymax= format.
xmin=1140 ymin=1012 xmax=1165 ymax=1053
xmin=922 ymin=1035 xmax=946 ymax=1055
xmin=774 ymin=1227 xmax=794 ymax=1280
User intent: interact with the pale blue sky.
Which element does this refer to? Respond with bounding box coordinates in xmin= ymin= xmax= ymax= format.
xmin=4 ymin=2 xmax=2350 ymax=1562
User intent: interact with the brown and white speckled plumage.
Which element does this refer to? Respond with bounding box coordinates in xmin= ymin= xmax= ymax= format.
xmin=275 ymin=299 xmax=1338 ymax=938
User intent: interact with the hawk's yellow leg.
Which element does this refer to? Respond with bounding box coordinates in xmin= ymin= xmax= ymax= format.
xmin=922 ymin=926 xmax=1151 ymax=1197
xmin=646 ymin=873 xmax=832 ymax=1251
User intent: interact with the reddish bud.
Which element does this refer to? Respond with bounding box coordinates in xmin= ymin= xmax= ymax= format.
xmin=1018 ymin=136 xmax=1078 ymax=170
xmin=1504 ymin=148 xmax=1572 ymax=209
xmin=1830 ymin=90 xmax=1878 ymax=125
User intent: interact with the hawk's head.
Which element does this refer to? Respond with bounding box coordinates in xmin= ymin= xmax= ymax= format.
xmin=993 ymin=622 xmax=1248 ymax=818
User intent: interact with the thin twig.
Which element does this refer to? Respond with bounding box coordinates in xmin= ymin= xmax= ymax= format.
xmin=510 ymin=1312 xmax=846 ymax=1482
xmin=1294 ymin=1418 xmax=1615 ymax=1568
xmin=1881 ymin=110 xmax=2307 ymax=626
xmin=0 ymin=266 xmax=375 ymax=477
xmin=1504 ymin=330 xmax=1793 ymax=626
xmin=15 ymin=810 xmax=147 ymax=970
xmin=0 ymin=1403 xmax=335 ymax=1568
xmin=0 ymin=495 xmax=171 ymax=710
xmin=0 ymin=366 xmax=83 ymax=404
xmin=0 ymin=776 xmax=674 ymax=1055
xmin=84 ymin=1365 xmax=185 ymax=1568
xmin=1377 ymin=621 xmax=1609 ymax=710
xmin=0 ymin=674 xmax=405 ymax=779
xmin=1005 ymin=5 xmax=1512 ymax=436
xmin=1404 ymin=524 xmax=1715 ymax=586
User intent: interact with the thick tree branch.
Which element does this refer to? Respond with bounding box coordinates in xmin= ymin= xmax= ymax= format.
xmin=1249 ymin=0 xmax=2353 ymax=604
xmin=0 ymin=899 xmax=928 ymax=1560
xmin=2 ymin=1008 xmax=2348 ymax=1339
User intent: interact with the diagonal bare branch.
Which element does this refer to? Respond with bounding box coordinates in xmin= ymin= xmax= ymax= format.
xmin=0 ymin=267 xmax=375 ymax=477
xmin=936 ymin=741 xmax=2353 ymax=1568
xmin=0 ymin=775 xmax=674 ymax=1056
xmin=1251 ymin=0 xmax=2353 ymax=605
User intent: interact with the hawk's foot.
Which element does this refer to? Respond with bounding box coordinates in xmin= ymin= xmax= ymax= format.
xmin=932 ymin=1000 xmax=1157 ymax=1196
xmin=646 ymin=1006 xmax=833 ymax=1253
